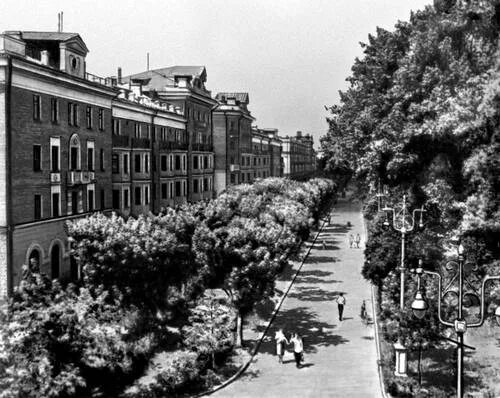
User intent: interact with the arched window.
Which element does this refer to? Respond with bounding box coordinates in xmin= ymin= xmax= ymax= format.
xmin=28 ymin=249 xmax=41 ymax=272
xmin=69 ymin=134 xmax=81 ymax=170
xmin=50 ymin=244 xmax=60 ymax=278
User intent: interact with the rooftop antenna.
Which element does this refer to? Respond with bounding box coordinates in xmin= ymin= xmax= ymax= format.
xmin=147 ymin=52 xmax=150 ymax=71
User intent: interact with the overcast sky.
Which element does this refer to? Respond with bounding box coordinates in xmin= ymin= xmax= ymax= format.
xmin=1 ymin=0 xmax=431 ymax=147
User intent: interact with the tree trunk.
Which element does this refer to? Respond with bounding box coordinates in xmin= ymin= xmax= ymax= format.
xmin=235 ymin=312 xmax=243 ymax=347
xmin=418 ymin=342 xmax=422 ymax=386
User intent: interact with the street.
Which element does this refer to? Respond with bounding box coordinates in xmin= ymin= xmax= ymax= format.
xmin=211 ymin=199 xmax=382 ymax=398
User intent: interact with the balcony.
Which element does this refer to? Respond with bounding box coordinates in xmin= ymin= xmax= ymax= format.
xmin=112 ymin=135 xmax=130 ymax=147
xmin=131 ymin=137 xmax=151 ymax=149
xmin=67 ymin=171 xmax=96 ymax=186
xmin=229 ymin=164 xmax=240 ymax=172
xmin=50 ymin=172 xmax=61 ymax=184
xmin=159 ymin=141 xmax=188 ymax=151
xmin=192 ymin=143 xmax=213 ymax=152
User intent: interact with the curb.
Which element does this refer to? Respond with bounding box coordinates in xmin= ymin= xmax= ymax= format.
xmin=197 ymin=216 xmax=330 ymax=397
xmin=362 ymin=214 xmax=389 ymax=398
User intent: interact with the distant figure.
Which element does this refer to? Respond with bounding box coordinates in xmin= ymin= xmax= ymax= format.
xmin=355 ymin=233 xmax=361 ymax=248
xmin=275 ymin=328 xmax=289 ymax=364
xmin=360 ymin=300 xmax=367 ymax=322
xmin=290 ymin=333 xmax=304 ymax=368
xmin=348 ymin=234 xmax=354 ymax=248
xmin=337 ymin=293 xmax=346 ymax=321
xmin=322 ymin=239 xmax=327 ymax=250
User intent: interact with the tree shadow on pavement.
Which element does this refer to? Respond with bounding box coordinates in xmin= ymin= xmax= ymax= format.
xmin=288 ymin=286 xmax=345 ymax=302
xmin=305 ymin=255 xmax=339 ymax=263
xmin=295 ymin=270 xmax=341 ymax=285
xmin=322 ymin=224 xmax=352 ymax=234
xmin=251 ymin=306 xmax=349 ymax=356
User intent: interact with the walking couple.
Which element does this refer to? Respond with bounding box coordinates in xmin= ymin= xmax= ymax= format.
xmin=275 ymin=329 xmax=304 ymax=368
xmin=349 ymin=233 xmax=361 ymax=248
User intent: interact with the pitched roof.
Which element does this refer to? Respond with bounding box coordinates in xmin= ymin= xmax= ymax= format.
xmin=123 ymin=66 xmax=207 ymax=90
xmin=20 ymin=31 xmax=81 ymax=41
xmin=215 ymin=92 xmax=249 ymax=104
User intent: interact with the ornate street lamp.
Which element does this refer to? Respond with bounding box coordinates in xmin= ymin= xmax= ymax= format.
xmin=383 ymin=194 xmax=425 ymax=376
xmin=411 ymin=248 xmax=500 ymax=398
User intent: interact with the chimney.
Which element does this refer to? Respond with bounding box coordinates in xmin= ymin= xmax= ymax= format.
xmin=61 ymin=12 xmax=64 ymax=32
xmin=117 ymin=67 xmax=122 ymax=84
xmin=296 ymin=131 xmax=302 ymax=138
xmin=57 ymin=13 xmax=60 ymax=32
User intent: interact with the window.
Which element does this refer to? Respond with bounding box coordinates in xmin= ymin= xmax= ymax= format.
xmin=204 ymin=178 xmax=209 ymax=191
xmin=146 ymin=125 xmax=151 ymax=139
xmin=124 ymin=189 xmax=129 ymax=208
xmin=86 ymin=106 xmax=92 ymax=128
xmin=144 ymin=186 xmax=149 ymax=205
xmin=51 ymin=192 xmax=60 ymax=217
xmin=112 ymin=189 xmax=120 ymax=209
xmin=161 ymin=155 xmax=167 ymax=172
xmin=112 ymin=154 xmax=119 ymax=174
xmin=69 ymin=135 xmax=80 ymax=170
xmin=193 ymin=179 xmax=199 ymax=193
xmin=230 ymin=174 xmax=235 ymax=184
xmin=51 ymin=144 xmax=59 ymax=172
xmin=50 ymin=98 xmax=58 ymax=123
xmin=34 ymin=194 xmax=42 ymax=220
xmin=144 ymin=154 xmax=149 ymax=173
xmin=182 ymin=155 xmax=186 ymax=171
xmin=175 ymin=155 xmax=181 ymax=170
xmin=71 ymin=191 xmax=78 ymax=214
xmin=193 ymin=155 xmax=199 ymax=170
xmin=33 ymin=145 xmax=42 ymax=172
xmin=100 ymin=189 xmax=105 ymax=209
xmin=33 ymin=95 xmax=41 ymax=120
xmin=135 ymin=187 xmax=141 ymax=205
xmin=204 ymin=156 xmax=208 ymax=169
xmin=175 ymin=181 xmax=181 ymax=197
xmin=134 ymin=123 xmax=140 ymax=138
xmin=161 ymin=183 xmax=167 ymax=199
xmin=88 ymin=189 xmax=94 ymax=211
xmin=98 ymin=109 xmax=104 ymax=130
xmin=87 ymin=147 xmax=94 ymax=171
xmin=68 ymin=103 xmax=78 ymax=126
xmin=100 ymin=149 xmax=105 ymax=171
xmin=230 ymin=156 xmax=235 ymax=165
xmin=134 ymin=154 xmax=141 ymax=173
xmin=123 ymin=154 xmax=129 ymax=174
xmin=169 ymin=155 xmax=173 ymax=171
xmin=112 ymin=118 xmax=120 ymax=135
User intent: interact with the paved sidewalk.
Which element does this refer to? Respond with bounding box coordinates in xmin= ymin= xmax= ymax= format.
xmin=210 ymin=200 xmax=381 ymax=398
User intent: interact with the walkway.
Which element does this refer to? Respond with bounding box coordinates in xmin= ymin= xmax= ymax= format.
xmin=210 ymin=200 xmax=382 ymax=398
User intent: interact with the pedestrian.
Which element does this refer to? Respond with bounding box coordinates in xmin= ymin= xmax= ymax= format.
xmin=355 ymin=233 xmax=361 ymax=248
xmin=322 ymin=239 xmax=327 ymax=250
xmin=348 ymin=234 xmax=354 ymax=248
xmin=337 ymin=293 xmax=346 ymax=321
xmin=290 ymin=333 xmax=304 ymax=368
xmin=275 ymin=328 xmax=289 ymax=364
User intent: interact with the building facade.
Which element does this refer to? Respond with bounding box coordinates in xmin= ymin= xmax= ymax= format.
xmin=0 ymin=31 xmax=117 ymax=296
xmin=281 ymin=131 xmax=316 ymax=180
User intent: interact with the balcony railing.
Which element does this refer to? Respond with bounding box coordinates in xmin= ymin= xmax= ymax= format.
xmin=159 ymin=141 xmax=188 ymax=151
xmin=131 ymin=137 xmax=151 ymax=149
xmin=85 ymin=72 xmax=116 ymax=87
xmin=67 ymin=171 xmax=96 ymax=186
xmin=229 ymin=164 xmax=240 ymax=172
xmin=192 ymin=143 xmax=213 ymax=152
xmin=112 ymin=135 xmax=130 ymax=147
xmin=50 ymin=172 xmax=61 ymax=184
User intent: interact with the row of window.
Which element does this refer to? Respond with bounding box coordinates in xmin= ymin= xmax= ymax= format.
xmin=33 ymin=185 xmax=101 ymax=220
xmin=231 ymin=155 xmax=269 ymax=167
xmin=112 ymin=152 xmax=188 ymax=174
xmin=229 ymin=171 xmax=268 ymax=185
xmin=32 ymin=138 xmax=104 ymax=172
xmin=112 ymin=119 xmax=187 ymax=143
xmin=33 ymin=95 xmax=105 ymax=130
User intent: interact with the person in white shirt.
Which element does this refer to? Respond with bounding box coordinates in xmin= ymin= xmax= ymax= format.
xmin=290 ymin=333 xmax=304 ymax=368
xmin=337 ymin=293 xmax=346 ymax=321
xmin=275 ymin=328 xmax=289 ymax=364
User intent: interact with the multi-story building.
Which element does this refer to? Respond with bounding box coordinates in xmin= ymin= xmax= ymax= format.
xmin=110 ymin=81 xmax=188 ymax=216
xmin=121 ymin=66 xmax=216 ymax=202
xmin=281 ymin=131 xmax=316 ymax=180
xmin=212 ymin=93 xmax=254 ymax=193
xmin=0 ymin=31 xmax=117 ymax=296
xmin=261 ymin=128 xmax=283 ymax=177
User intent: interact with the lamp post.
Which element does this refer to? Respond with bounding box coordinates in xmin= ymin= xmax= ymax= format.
xmin=411 ymin=248 xmax=500 ymax=398
xmin=382 ymin=194 xmax=425 ymax=376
